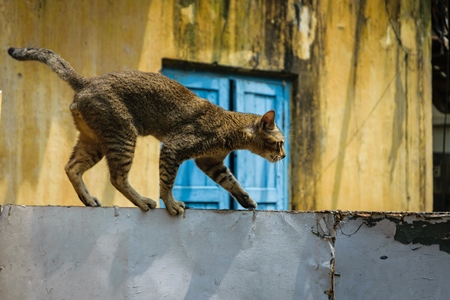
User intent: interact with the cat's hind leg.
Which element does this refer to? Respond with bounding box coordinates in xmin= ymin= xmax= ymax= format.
xmin=195 ymin=157 xmax=257 ymax=209
xmin=103 ymin=133 xmax=157 ymax=211
xmin=65 ymin=137 xmax=104 ymax=207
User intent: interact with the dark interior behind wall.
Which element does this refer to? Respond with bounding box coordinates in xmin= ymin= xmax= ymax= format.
xmin=432 ymin=0 xmax=450 ymax=211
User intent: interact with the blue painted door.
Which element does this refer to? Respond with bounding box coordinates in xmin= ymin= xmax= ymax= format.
xmin=234 ymin=80 xmax=289 ymax=210
xmin=162 ymin=69 xmax=289 ymax=210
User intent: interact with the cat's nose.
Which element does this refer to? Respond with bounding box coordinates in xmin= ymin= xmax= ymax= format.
xmin=281 ymin=153 xmax=286 ymax=159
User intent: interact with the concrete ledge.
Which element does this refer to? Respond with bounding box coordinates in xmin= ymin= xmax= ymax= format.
xmin=0 ymin=206 xmax=449 ymax=299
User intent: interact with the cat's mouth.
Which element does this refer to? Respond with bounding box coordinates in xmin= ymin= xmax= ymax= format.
xmin=270 ymin=155 xmax=284 ymax=163
xmin=258 ymin=151 xmax=285 ymax=163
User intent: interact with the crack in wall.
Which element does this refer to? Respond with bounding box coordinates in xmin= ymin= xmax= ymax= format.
xmin=312 ymin=213 xmax=337 ymax=299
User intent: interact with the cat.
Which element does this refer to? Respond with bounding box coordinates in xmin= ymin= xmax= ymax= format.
xmin=8 ymin=47 xmax=286 ymax=216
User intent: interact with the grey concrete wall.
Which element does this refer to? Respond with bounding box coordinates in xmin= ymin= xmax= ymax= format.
xmin=0 ymin=206 xmax=449 ymax=300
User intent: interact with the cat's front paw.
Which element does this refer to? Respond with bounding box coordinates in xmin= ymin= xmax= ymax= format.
xmin=141 ymin=198 xmax=158 ymax=210
xmin=84 ymin=196 xmax=101 ymax=207
xmin=234 ymin=192 xmax=257 ymax=210
xmin=93 ymin=197 xmax=101 ymax=206
xmin=166 ymin=200 xmax=185 ymax=216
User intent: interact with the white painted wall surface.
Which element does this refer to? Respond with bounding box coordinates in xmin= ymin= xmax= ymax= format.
xmin=0 ymin=206 xmax=334 ymax=300
xmin=1 ymin=206 xmax=449 ymax=299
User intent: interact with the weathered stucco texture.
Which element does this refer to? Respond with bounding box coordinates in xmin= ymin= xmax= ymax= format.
xmin=0 ymin=0 xmax=431 ymax=211
xmin=307 ymin=1 xmax=432 ymax=211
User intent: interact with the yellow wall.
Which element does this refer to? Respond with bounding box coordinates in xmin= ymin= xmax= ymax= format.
xmin=0 ymin=0 xmax=432 ymax=211
xmin=291 ymin=1 xmax=432 ymax=211
xmin=0 ymin=1 xmax=162 ymax=207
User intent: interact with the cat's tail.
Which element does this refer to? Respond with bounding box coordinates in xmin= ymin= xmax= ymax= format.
xmin=8 ymin=47 xmax=86 ymax=91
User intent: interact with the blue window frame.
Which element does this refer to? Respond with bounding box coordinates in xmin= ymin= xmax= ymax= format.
xmin=162 ymin=69 xmax=290 ymax=210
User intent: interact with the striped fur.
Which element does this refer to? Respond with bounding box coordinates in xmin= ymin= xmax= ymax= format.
xmin=8 ymin=47 xmax=286 ymax=216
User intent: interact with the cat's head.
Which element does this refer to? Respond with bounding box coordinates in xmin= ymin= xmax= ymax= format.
xmin=248 ymin=110 xmax=286 ymax=163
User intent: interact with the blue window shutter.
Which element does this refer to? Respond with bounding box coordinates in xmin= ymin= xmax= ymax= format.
xmin=234 ymin=79 xmax=290 ymax=210
xmin=161 ymin=70 xmax=230 ymax=209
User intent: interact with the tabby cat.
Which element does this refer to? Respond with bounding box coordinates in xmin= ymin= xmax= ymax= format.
xmin=8 ymin=47 xmax=286 ymax=216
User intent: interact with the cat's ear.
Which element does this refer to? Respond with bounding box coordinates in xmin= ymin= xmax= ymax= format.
xmin=261 ymin=110 xmax=275 ymax=130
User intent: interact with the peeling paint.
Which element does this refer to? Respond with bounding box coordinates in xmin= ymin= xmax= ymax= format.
xmin=394 ymin=220 xmax=450 ymax=254
xmin=335 ymin=210 xmax=450 ymax=299
xmin=180 ymin=2 xmax=195 ymax=24
xmin=293 ymin=3 xmax=317 ymax=60
xmin=380 ymin=25 xmax=394 ymax=49
xmin=334 ymin=211 xmax=450 ymax=255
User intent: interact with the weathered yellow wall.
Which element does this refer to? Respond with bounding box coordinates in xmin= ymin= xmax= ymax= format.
xmin=0 ymin=0 xmax=432 ymax=211
xmin=291 ymin=0 xmax=432 ymax=211
xmin=0 ymin=1 xmax=162 ymax=207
